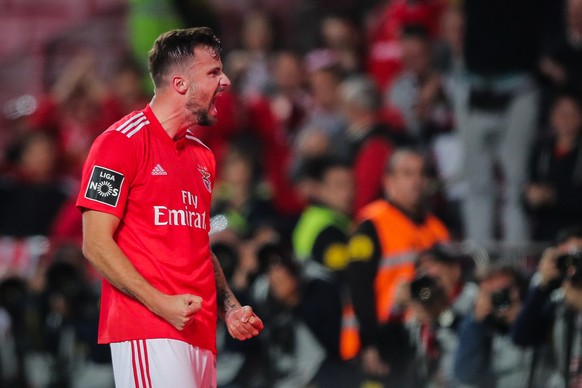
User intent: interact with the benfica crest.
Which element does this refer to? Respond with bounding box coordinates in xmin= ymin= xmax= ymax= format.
xmin=198 ymin=165 xmax=212 ymax=193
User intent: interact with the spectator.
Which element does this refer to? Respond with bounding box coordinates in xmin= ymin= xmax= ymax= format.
xmin=512 ymin=226 xmax=582 ymax=387
xmin=540 ymin=0 xmax=582 ymax=99
xmin=292 ymin=157 xmax=354 ymax=278
xmin=366 ymin=0 xmax=448 ymax=93
xmin=252 ymin=242 xmax=356 ymax=387
xmin=212 ymin=139 xmax=276 ymax=239
xmin=406 ymin=246 xmax=477 ymax=386
xmin=266 ymin=51 xmax=310 ymax=138
xmin=454 ymin=265 xmax=532 ymax=387
xmin=103 ymin=55 xmax=151 ymax=120
xmin=0 ymin=132 xmax=68 ymax=237
xmin=27 ymin=52 xmax=118 ymax=178
xmin=319 ymin=13 xmax=364 ymax=75
xmin=431 ymin=5 xmax=468 ymax=240
xmin=212 ymin=238 xmax=266 ymax=388
xmin=387 ymin=25 xmax=454 ymax=146
xmin=330 ymin=75 xmax=395 ymax=212
xmin=453 ymin=0 xmax=545 ymax=243
xmin=346 ymin=148 xmax=450 ymax=386
xmin=226 ymin=10 xmax=276 ymax=99
xmin=302 ymin=55 xmax=345 ymax=136
xmin=434 ymin=5 xmax=465 ymax=77
xmin=0 ymin=276 xmax=30 ymax=387
xmin=524 ymin=92 xmax=582 ymax=242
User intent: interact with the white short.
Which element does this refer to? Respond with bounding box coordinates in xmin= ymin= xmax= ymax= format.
xmin=110 ymin=339 xmax=216 ymax=388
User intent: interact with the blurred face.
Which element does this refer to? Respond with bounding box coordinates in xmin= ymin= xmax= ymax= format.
xmin=556 ymin=237 xmax=582 ymax=254
xmin=440 ymin=8 xmax=464 ymax=55
xmin=551 ymin=97 xmax=581 ymax=141
xmin=321 ymin=17 xmax=357 ymax=48
xmin=114 ymin=69 xmax=143 ymax=101
xmin=274 ymin=53 xmax=304 ymax=92
xmin=423 ymin=259 xmax=461 ymax=299
xmin=480 ymin=274 xmax=521 ymax=323
xmin=184 ymin=46 xmax=231 ymax=126
xmin=310 ymin=69 xmax=340 ymax=110
xmin=318 ymin=167 xmax=355 ymax=215
xmin=243 ymin=13 xmax=273 ymax=52
xmin=222 ymin=152 xmax=253 ymax=188
xmin=401 ymin=37 xmax=431 ymax=76
xmin=268 ymin=264 xmax=299 ymax=306
xmin=20 ymin=135 xmax=57 ymax=180
xmin=385 ymin=153 xmax=428 ymax=212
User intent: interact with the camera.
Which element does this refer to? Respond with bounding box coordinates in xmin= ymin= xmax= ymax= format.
xmin=556 ymin=249 xmax=582 ymax=274
xmin=490 ymin=287 xmax=512 ymax=311
xmin=555 ymin=249 xmax=582 ymax=286
xmin=410 ymin=275 xmax=445 ymax=307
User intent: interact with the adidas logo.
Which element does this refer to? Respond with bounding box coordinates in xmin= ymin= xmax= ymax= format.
xmin=151 ymin=164 xmax=167 ymax=176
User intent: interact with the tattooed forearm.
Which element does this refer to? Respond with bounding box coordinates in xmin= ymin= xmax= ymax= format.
xmin=211 ymin=253 xmax=240 ymax=318
xmin=121 ymin=287 xmax=137 ymax=300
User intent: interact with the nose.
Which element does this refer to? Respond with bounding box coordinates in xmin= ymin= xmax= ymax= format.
xmin=220 ymin=73 xmax=231 ymax=88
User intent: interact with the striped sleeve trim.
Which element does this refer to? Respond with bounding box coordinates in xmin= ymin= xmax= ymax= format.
xmin=115 ymin=112 xmax=149 ymax=138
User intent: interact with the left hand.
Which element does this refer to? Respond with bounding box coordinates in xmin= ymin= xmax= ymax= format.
xmin=225 ymin=306 xmax=264 ymax=340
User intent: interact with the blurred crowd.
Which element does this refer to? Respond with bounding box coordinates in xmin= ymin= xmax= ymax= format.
xmin=2 ymin=0 xmax=582 ymax=387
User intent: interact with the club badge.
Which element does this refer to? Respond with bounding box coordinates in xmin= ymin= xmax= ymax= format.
xmin=198 ymin=165 xmax=212 ymax=193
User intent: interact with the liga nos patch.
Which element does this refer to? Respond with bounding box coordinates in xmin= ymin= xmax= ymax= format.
xmin=85 ymin=165 xmax=124 ymax=207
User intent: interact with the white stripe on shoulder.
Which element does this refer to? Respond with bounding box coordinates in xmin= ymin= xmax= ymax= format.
xmin=120 ymin=116 xmax=147 ymax=135
xmin=126 ymin=120 xmax=149 ymax=138
xmin=185 ymin=131 xmax=210 ymax=150
xmin=115 ymin=112 xmax=144 ymax=133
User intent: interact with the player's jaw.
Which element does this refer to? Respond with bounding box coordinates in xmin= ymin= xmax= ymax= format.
xmin=186 ymin=85 xmax=224 ymax=127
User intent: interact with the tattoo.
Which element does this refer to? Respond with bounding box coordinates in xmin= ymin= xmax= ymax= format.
xmin=96 ymin=266 xmax=137 ymax=301
xmin=121 ymin=287 xmax=136 ymax=300
xmin=211 ymin=253 xmax=238 ymax=317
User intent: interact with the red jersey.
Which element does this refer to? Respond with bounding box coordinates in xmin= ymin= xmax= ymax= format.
xmin=76 ymin=105 xmax=217 ymax=354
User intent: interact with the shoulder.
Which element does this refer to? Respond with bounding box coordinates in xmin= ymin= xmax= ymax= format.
xmin=94 ymin=110 xmax=149 ymax=151
xmin=105 ymin=110 xmax=150 ymax=140
xmin=357 ymin=200 xmax=391 ymax=221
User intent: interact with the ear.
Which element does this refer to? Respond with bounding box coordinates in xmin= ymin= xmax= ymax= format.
xmin=172 ymin=76 xmax=187 ymax=95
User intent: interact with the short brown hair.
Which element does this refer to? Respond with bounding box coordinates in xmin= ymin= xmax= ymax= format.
xmin=147 ymin=27 xmax=222 ymax=88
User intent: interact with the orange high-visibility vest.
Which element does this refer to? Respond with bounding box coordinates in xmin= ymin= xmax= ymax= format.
xmin=341 ymin=200 xmax=449 ymax=359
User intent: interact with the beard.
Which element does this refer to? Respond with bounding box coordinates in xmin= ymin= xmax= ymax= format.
xmin=196 ymin=110 xmax=213 ymax=126
xmin=185 ymin=90 xmax=217 ymax=127
xmin=186 ymin=101 xmax=216 ymax=126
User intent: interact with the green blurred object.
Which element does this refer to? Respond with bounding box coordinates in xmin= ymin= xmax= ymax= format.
xmin=127 ymin=0 xmax=184 ymax=94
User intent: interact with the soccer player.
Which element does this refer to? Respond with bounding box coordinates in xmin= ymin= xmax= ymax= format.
xmin=76 ymin=27 xmax=263 ymax=387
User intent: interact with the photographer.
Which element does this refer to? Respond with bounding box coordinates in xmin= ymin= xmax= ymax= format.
xmin=454 ymin=265 xmax=531 ymax=387
xmin=402 ymin=248 xmax=477 ymax=387
xmin=512 ymin=226 xmax=582 ymax=387
xmin=252 ymin=242 xmax=357 ymax=387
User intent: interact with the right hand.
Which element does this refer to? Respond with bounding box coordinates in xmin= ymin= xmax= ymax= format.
xmin=538 ymin=248 xmax=562 ymax=287
xmin=526 ymin=184 xmax=555 ymax=207
xmin=152 ymin=294 xmax=202 ymax=331
xmin=361 ymin=346 xmax=390 ymax=377
xmin=473 ymin=288 xmax=493 ymax=322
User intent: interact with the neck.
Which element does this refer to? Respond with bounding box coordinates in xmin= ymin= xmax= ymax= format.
xmin=149 ymin=94 xmax=189 ymax=140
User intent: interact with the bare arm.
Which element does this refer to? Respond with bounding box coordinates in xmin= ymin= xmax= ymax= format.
xmin=211 ymin=253 xmax=264 ymax=340
xmin=211 ymin=252 xmax=240 ymax=319
xmin=82 ymin=210 xmax=201 ymax=330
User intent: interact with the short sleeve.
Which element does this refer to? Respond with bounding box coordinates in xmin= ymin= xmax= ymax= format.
xmin=76 ymin=131 xmax=137 ymax=219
